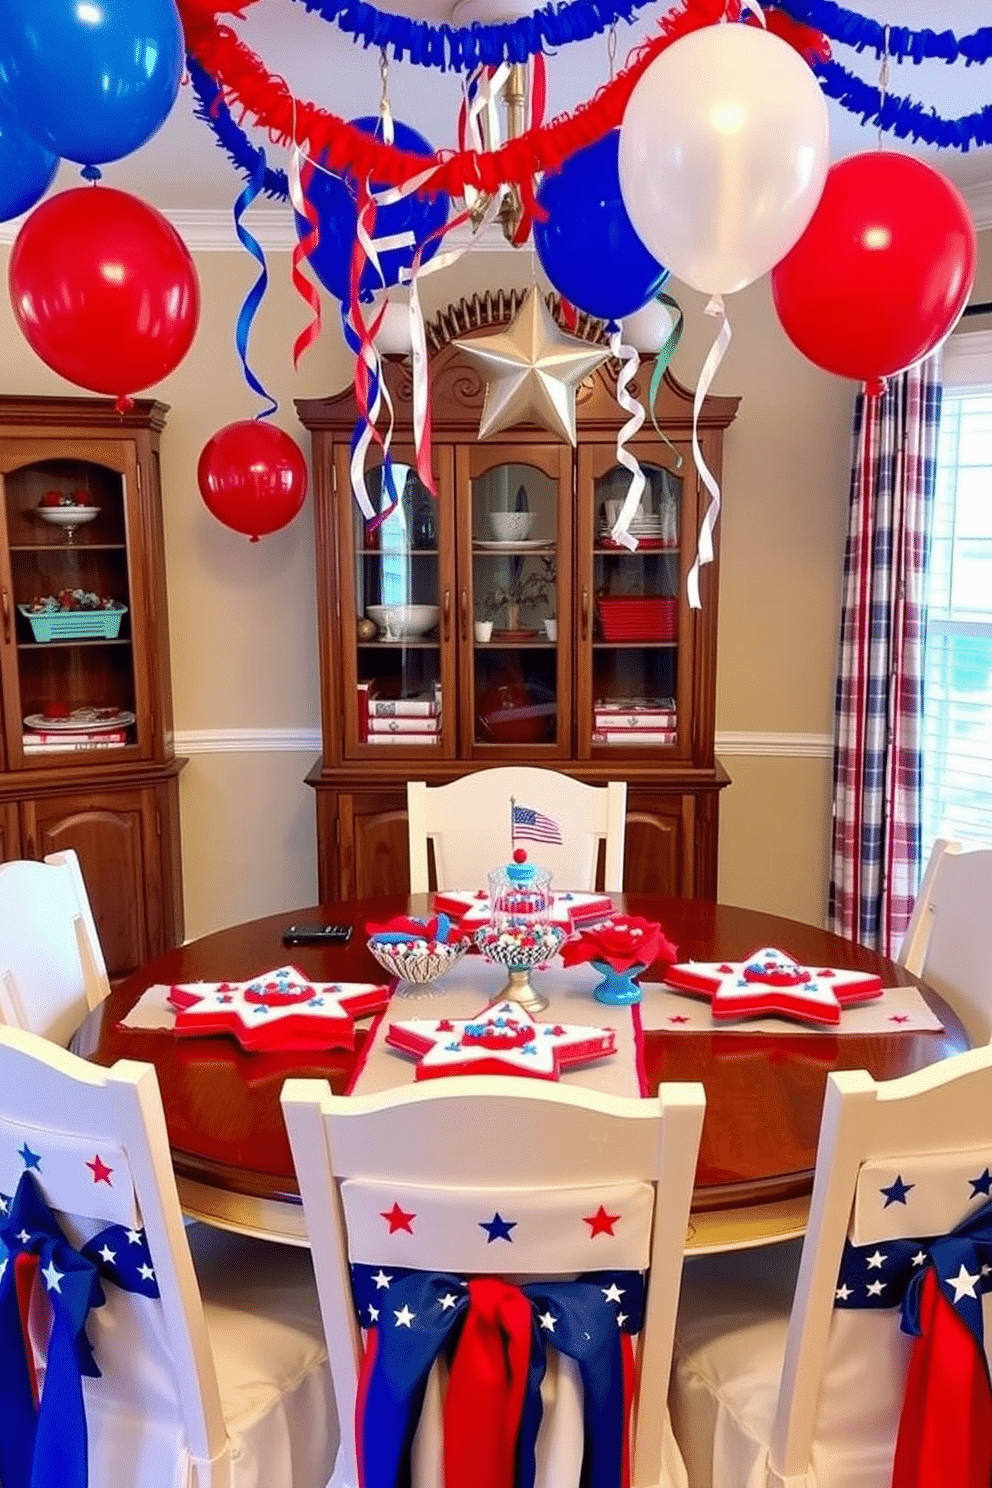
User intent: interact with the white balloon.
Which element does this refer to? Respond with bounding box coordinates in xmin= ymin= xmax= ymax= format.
xmin=622 ymin=296 xmax=678 ymax=353
xmin=362 ymin=291 xmax=413 ymax=355
xmin=618 ymin=24 xmax=829 ymax=296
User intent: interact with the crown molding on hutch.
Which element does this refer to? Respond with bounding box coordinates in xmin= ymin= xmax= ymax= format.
xmin=175 ymin=726 xmax=833 ymax=757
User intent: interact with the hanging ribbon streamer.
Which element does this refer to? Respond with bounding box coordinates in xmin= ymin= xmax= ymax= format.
xmin=0 ymin=1173 xmax=160 ymax=1488
xmin=646 ymin=291 xmax=685 ymax=470
xmin=350 ymin=1264 xmax=643 ymax=1488
xmin=232 ymin=144 xmax=278 ymax=418
xmin=686 ymin=295 xmax=732 ymax=611
xmin=606 ymin=324 xmax=647 ymax=552
xmin=287 ymin=141 xmax=323 ymax=366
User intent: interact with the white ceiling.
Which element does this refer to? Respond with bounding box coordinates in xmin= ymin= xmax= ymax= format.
xmin=15 ymin=0 xmax=992 ymax=230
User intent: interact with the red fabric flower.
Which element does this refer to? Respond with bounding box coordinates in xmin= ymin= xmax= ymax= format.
xmin=561 ymin=916 xmax=677 ymax=973
xmin=366 ymin=915 xmax=442 ymax=942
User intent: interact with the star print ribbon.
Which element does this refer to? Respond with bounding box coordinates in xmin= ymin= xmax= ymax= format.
xmin=350 ymin=1264 xmax=643 ymax=1488
xmin=834 ymin=1196 xmax=992 ymax=1488
xmin=0 ymin=1172 xmax=159 ymax=1488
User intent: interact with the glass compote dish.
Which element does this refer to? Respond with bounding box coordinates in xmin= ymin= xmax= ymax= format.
xmin=474 ymin=852 xmax=566 ymax=1014
xmin=366 ymin=914 xmax=469 ymax=998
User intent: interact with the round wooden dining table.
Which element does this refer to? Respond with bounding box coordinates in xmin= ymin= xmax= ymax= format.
xmin=73 ymin=893 xmax=968 ymax=1253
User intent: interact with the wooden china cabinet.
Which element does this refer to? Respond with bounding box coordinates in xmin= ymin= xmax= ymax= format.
xmin=297 ymin=292 xmax=739 ymax=903
xmin=0 ymin=397 xmax=185 ymax=979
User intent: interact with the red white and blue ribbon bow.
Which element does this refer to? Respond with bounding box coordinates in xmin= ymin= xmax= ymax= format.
xmin=0 ymin=1172 xmax=159 ymax=1488
xmin=350 ymin=1263 xmax=642 ymax=1488
xmin=834 ymin=1195 xmax=992 ymax=1488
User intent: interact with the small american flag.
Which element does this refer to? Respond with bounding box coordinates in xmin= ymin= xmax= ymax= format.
xmin=511 ymin=803 xmax=563 ymax=845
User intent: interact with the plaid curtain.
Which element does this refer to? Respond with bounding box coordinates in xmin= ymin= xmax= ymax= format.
xmin=827 ymin=356 xmax=942 ymax=955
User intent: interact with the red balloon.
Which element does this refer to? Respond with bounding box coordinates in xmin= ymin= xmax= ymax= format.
xmin=771 ymin=153 xmax=976 ymax=394
xmin=197 ymin=421 xmax=308 ymax=541
xmin=9 ymin=186 xmax=199 ymax=405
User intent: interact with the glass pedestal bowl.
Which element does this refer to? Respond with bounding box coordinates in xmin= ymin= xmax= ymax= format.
xmin=366 ymin=936 xmax=469 ymax=997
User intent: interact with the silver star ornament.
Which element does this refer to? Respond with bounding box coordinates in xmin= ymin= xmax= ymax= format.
xmin=455 ymin=288 xmax=609 ymax=444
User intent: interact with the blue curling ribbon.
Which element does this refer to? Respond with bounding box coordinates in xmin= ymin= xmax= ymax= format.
xmin=771 ymin=2 xmax=992 ymax=65
xmin=350 ymin=1264 xmax=643 ymax=1488
xmin=0 ymin=1172 xmax=160 ymax=1488
xmin=233 ymin=145 xmax=278 ymax=419
xmin=290 ymin=0 xmax=656 ymax=71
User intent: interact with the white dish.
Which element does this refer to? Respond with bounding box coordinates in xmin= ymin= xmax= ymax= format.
xmin=366 ymin=603 xmax=439 ymax=639
xmin=474 ymin=538 xmax=553 ymax=551
xmin=24 ymin=709 xmax=135 ymax=734
xmin=36 ymin=505 xmax=100 ymax=528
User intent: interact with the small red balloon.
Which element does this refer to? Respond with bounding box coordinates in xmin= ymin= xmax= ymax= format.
xmin=198 ymin=421 xmax=308 ymax=541
xmin=771 ymin=153 xmax=976 ymax=391
xmin=513 ymin=848 xmax=528 ymax=864
xmin=9 ymin=186 xmax=200 ymax=402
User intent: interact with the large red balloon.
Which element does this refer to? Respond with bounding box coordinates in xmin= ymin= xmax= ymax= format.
xmin=198 ymin=421 xmax=308 ymax=542
xmin=9 ymin=186 xmax=200 ymax=405
xmin=771 ymin=153 xmax=976 ymax=394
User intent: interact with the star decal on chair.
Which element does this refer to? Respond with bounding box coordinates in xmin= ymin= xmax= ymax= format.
xmin=86 ymin=1155 xmax=113 ymax=1186
xmin=479 ymin=1211 xmax=517 ymax=1243
xmin=664 ymin=947 xmax=883 ymax=1027
xmin=168 ymin=965 xmax=389 ymax=1052
xmin=386 ymin=1000 xmax=617 ymax=1081
xmin=583 ymin=1205 xmax=621 ymax=1237
xmin=880 ymin=1175 xmax=915 ymax=1207
xmin=381 ymin=1203 xmax=416 ymax=1235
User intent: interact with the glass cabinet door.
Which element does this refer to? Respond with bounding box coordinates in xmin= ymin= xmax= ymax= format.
xmin=458 ymin=446 xmax=571 ymax=757
xmin=337 ymin=446 xmax=456 ymax=757
xmin=577 ymin=447 xmax=688 ymax=758
xmin=0 ymin=444 xmax=145 ymax=769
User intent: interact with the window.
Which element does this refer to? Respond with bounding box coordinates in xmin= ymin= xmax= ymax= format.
xmin=921 ymin=331 xmax=992 ymax=863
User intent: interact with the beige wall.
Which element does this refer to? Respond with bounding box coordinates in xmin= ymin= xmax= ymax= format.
xmin=0 ymin=224 xmax=985 ymax=937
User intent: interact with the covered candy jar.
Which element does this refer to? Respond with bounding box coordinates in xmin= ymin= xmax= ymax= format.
xmin=474 ymin=851 xmax=566 ymax=1013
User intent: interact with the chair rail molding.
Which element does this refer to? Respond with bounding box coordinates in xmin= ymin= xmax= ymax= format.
xmin=175 ymin=727 xmax=832 ymax=758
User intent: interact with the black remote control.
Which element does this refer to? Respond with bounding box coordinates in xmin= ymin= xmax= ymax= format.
xmin=282 ymin=923 xmax=353 ymax=946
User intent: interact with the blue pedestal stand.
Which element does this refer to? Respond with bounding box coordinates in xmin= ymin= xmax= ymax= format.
xmin=592 ymin=960 xmax=647 ymax=1006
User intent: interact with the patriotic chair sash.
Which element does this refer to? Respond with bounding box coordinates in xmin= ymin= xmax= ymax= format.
xmin=669 ymin=1075 xmax=992 ymax=1488
xmin=350 ymin=1262 xmax=644 ymax=1488
xmin=0 ymin=1171 xmax=160 ymax=1488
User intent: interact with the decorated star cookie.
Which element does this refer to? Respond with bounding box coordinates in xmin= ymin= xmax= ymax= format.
xmin=386 ymin=999 xmax=617 ymax=1081
xmin=664 ymin=947 xmax=883 ymax=1027
xmin=168 ymin=964 xmax=389 ymax=1052
xmin=433 ymin=889 xmax=614 ymax=933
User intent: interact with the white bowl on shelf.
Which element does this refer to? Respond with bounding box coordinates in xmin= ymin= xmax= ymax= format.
xmin=366 ymin=604 xmax=439 ymax=640
xmin=489 ymin=511 xmax=533 ymax=541
xmin=36 ymin=505 xmax=100 ymax=530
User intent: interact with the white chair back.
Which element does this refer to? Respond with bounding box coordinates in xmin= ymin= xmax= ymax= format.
xmin=282 ymin=1073 xmax=704 ymax=1488
xmin=898 ymin=838 xmax=992 ymax=1045
xmin=407 ymin=768 xmax=627 ymax=893
xmin=0 ymin=1025 xmax=228 ymax=1488
xmin=0 ymin=850 xmax=110 ymax=1046
xmin=769 ymin=1047 xmax=992 ymax=1485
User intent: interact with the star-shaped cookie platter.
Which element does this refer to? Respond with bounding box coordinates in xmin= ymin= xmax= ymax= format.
xmin=168 ymin=965 xmax=389 ymax=1052
xmin=386 ymin=999 xmax=617 ymax=1081
xmin=664 ymin=947 xmax=883 ymax=1028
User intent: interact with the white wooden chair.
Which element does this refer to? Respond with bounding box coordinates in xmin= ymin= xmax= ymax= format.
xmin=407 ymin=768 xmax=627 ymax=892
xmin=897 ymin=837 xmax=992 ymax=1046
xmin=0 ymin=1023 xmax=337 ymax=1488
xmin=281 ymin=1074 xmax=705 ymax=1488
xmin=0 ymin=849 xmax=111 ymax=1046
xmin=669 ymin=1045 xmax=992 ymax=1488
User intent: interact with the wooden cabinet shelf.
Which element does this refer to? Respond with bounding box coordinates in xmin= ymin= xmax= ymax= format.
xmin=298 ymin=293 xmax=739 ymax=903
xmin=0 ymin=396 xmax=185 ymax=979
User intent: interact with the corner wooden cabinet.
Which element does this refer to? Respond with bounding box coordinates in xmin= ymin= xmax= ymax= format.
xmin=297 ymin=293 xmax=739 ymax=902
xmin=0 ymin=396 xmax=185 ymax=978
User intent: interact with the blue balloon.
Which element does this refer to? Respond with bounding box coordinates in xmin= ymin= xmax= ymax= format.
xmin=0 ymin=0 xmax=183 ymax=167
xmin=0 ymin=107 xmax=57 ymax=221
xmin=296 ymin=118 xmax=449 ymax=303
xmin=534 ymin=130 xmax=669 ymax=325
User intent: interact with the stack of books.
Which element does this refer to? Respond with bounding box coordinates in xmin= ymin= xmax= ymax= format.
xmin=592 ymin=696 xmax=677 ymax=745
xmin=22 ymin=729 xmax=129 ymax=754
xmin=358 ymin=682 xmax=442 ymax=744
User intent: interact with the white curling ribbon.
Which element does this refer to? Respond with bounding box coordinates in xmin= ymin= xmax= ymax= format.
xmin=686 ymin=294 xmax=732 ymax=611
xmin=403 ymin=192 xmax=504 ymax=491
xmin=460 ymin=63 xmax=511 ymax=208
xmin=607 ymin=326 xmax=647 ymax=551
